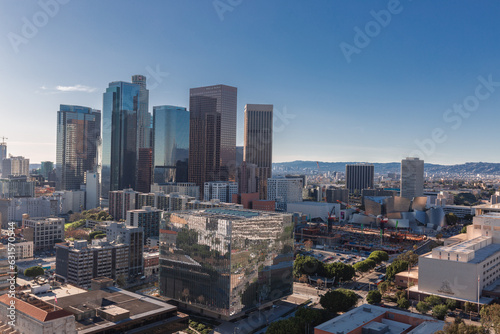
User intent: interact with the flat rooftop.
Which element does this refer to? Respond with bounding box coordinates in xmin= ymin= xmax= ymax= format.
xmin=177 ymin=208 xmax=286 ymax=219
xmin=435 ymin=236 xmax=490 ymax=254
xmin=314 ymin=304 xmax=443 ymax=334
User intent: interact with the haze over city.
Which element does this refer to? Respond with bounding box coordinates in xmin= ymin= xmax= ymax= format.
xmin=1 ymin=1 xmax=500 ymax=164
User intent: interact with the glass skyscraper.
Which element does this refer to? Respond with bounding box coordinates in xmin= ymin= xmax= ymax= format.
xmin=159 ymin=208 xmax=294 ymax=320
xmin=101 ymin=81 xmax=140 ymax=198
xmin=56 ymin=105 xmax=100 ymax=191
xmin=190 ymin=85 xmax=237 ymax=181
xmin=131 ymin=75 xmax=151 ymax=149
xmin=152 ymin=106 xmax=189 ymax=184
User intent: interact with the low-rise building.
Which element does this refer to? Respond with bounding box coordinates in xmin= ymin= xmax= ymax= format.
xmin=22 ymin=217 xmax=64 ymax=251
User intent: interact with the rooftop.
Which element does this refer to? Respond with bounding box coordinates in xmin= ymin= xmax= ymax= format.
xmin=0 ymin=294 xmax=73 ymax=323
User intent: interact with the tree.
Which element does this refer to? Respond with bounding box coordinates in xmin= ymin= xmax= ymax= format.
xmin=299 ymin=274 xmax=308 ymax=283
xmin=464 ymin=301 xmax=473 ymax=313
xmin=366 ymin=290 xmax=382 ymax=304
xmin=369 ymin=251 xmax=389 ymax=263
xmin=320 ymin=289 xmax=358 ymax=314
xmin=436 ymin=233 xmax=443 ymax=241
xmin=325 ymin=262 xmax=355 ymax=282
xmin=461 ymin=226 xmax=468 ymax=234
xmin=395 ymin=251 xmax=418 ymax=266
xmin=89 ymin=231 xmax=106 ymax=240
xmin=397 ymin=297 xmax=410 ymax=309
xmin=480 ymin=303 xmax=500 ymax=333
xmin=424 ymin=295 xmax=442 ymax=307
xmin=24 ymin=266 xmax=44 ymax=278
xmin=294 ymin=255 xmax=323 ymax=277
xmin=266 ymin=318 xmax=301 ymax=334
xmin=378 ymin=281 xmax=390 ymax=295
xmin=435 ymin=318 xmax=488 ymax=334
xmin=416 ymin=301 xmax=430 ymax=314
xmin=432 ymin=304 xmax=448 ymax=320
xmin=446 ymin=298 xmax=457 ymax=311
xmin=294 ymin=307 xmax=333 ymax=331
xmin=386 ymin=260 xmax=409 ymax=281
xmin=445 ymin=213 xmax=459 ymax=226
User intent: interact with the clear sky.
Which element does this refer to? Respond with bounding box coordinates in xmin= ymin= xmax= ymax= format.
xmin=1 ymin=0 xmax=499 ymax=164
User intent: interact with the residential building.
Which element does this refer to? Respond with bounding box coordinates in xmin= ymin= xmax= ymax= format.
xmin=244 ymin=104 xmax=273 ymax=199
xmin=22 ymin=217 xmax=65 ymax=251
xmin=0 ymin=237 xmax=33 ymax=259
xmin=151 ymin=182 xmax=200 ymax=199
xmin=314 ymin=304 xmax=444 ymax=334
xmin=401 ymin=157 xmax=424 ymax=200
xmin=126 ymin=206 xmax=161 ymax=242
xmin=108 ymin=188 xmax=139 ymax=221
xmin=56 ymin=104 xmax=101 ymax=191
xmin=99 ymin=221 xmax=144 ymax=278
xmin=204 ymin=181 xmax=238 ymax=202
xmin=136 ymin=147 xmax=152 ymax=193
xmin=345 ymin=164 xmax=374 ymax=194
xmin=188 ymin=95 xmax=221 ymax=194
xmin=267 ymin=177 xmax=303 ymax=211
xmin=0 ymin=175 xmax=35 ymax=198
xmin=159 ymin=208 xmax=293 ymax=320
xmin=1 ymin=155 xmax=29 ymax=178
xmin=101 ymin=80 xmax=140 ymax=198
xmin=55 ymin=239 xmax=128 ymax=289
xmin=153 ymin=105 xmax=189 ymax=183
xmin=190 ymin=84 xmax=237 ymax=181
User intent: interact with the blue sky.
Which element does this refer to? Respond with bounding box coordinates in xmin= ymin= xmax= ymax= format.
xmin=1 ymin=0 xmax=499 ymax=164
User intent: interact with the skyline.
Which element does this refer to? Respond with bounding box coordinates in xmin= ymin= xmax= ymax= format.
xmin=1 ymin=1 xmax=500 ymax=164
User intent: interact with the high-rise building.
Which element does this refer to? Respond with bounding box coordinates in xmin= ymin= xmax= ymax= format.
xmin=345 ymin=164 xmax=374 ymax=194
xmin=204 ymin=181 xmax=238 ymax=203
xmin=151 ymin=182 xmax=200 ymax=199
xmin=1 ymin=156 xmax=29 ymax=177
xmin=159 ymin=208 xmax=293 ymax=320
xmin=0 ymin=175 xmax=35 ymax=198
xmin=56 ymin=104 xmax=101 ymax=191
xmin=0 ymin=139 xmax=6 ymax=176
xmin=132 ymin=74 xmax=151 ymax=149
xmin=85 ymin=171 xmax=100 ymax=210
xmin=101 ymin=81 xmax=140 ymax=197
xmin=400 ymin=157 xmax=424 ymax=200
xmin=237 ymin=162 xmax=258 ymax=194
xmin=190 ymin=84 xmax=237 ymax=181
xmin=136 ymin=147 xmax=152 ymax=193
xmin=40 ymin=161 xmax=54 ymax=180
xmin=188 ymin=95 xmax=221 ymax=194
xmin=126 ymin=206 xmax=161 ymax=242
xmin=244 ymin=104 xmax=273 ymax=199
xmin=152 ymin=105 xmax=189 ymax=183
xmin=325 ymin=188 xmax=349 ymax=204
xmin=108 ymin=188 xmax=139 ymax=221
xmin=267 ymin=177 xmax=303 ymax=211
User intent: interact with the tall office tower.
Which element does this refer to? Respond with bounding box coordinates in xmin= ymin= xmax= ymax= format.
xmin=188 ymin=96 xmax=221 ymax=194
xmin=152 ymin=106 xmax=189 ymax=183
xmin=400 ymin=157 xmax=424 ymax=200
xmin=101 ymin=81 xmax=140 ymax=198
xmin=56 ymin=105 xmax=101 ymax=191
xmin=190 ymin=84 xmax=237 ymax=181
xmin=237 ymin=162 xmax=258 ymax=194
xmin=40 ymin=161 xmax=54 ymax=180
xmin=244 ymin=104 xmax=273 ymax=200
xmin=0 ymin=140 xmax=5 ymax=176
xmin=345 ymin=164 xmax=374 ymax=194
xmin=131 ymin=75 xmax=151 ymax=149
xmin=85 ymin=171 xmax=100 ymax=210
xmin=136 ymin=148 xmax=152 ymax=193
xmin=1 ymin=156 xmax=30 ymax=177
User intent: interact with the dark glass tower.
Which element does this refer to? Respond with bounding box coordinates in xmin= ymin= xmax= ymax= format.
xmin=152 ymin=106 xmax=189 ymax=183
xmin=189 ymin=85 xmax=237 ymax=181
xmin=101 ymin=82 xmax=140 ymax=198
xmin=188 ymin=96 xmax=221 ymax=194
xmin=243 ymin=104 xmax=273 ymax=199
xmin=56 ymin=105 xmax=100 ymax=191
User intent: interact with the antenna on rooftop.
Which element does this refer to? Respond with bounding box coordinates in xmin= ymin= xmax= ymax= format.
xmin=0 ymin=137 xmax=7 ymax=144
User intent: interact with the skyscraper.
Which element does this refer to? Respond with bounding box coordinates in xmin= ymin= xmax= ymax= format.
xmin=0 ymin=139 xmax=6 ymax=161
xmin=131 ymin=75 xmax=151 ymax=149
xmin=136 ymin=148 xmax=152 ymax=193
xmin=244 ymin=104 xmax=273 ymax=199
xmin=152 ymin=106 xmax=189 ymax=183
xmin=400 ymin=157 xmax=424 ymax=200
xmin=188 ymin=95 xmax=221 ymax=194
xmin=190 ymin=84 xmax=237 ymax=181
xmin=101 ymin=81 xmax=140 ymax=197
xmin=345 ymin=164 xmax=374 ymax=195
xmin=56 ymin=105 xmax=101 ymax=191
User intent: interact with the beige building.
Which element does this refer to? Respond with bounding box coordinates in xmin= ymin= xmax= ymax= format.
xmin=22 ymin=217 xmax=65 ymax=251
xmin=416 ymin=212 xmax=500 ymax=303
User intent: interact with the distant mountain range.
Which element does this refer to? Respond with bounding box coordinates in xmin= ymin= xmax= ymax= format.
xmin=272 ymin=161 xmax=500 ymax=175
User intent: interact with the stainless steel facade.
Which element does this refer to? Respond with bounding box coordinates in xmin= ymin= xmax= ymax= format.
xmin=345 ymin=164 xmax=374 ymax=194
xmin=159 ymin=208 xmax=293 ymax=319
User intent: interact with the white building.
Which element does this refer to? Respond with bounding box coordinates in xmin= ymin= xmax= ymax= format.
xmin=22 ymin=217 xmax=65 ymax=251
xmin=417 ymin=213 xmax=500 ymax=304
xmin=8 ymin=196 xmax=62 ymax=222
xmin=400 ymin=157 xmax=424 ymax=200
xmin=267 ymin=177 xmax=303 ymax=211
xmin=85 ymin=171 xmax=100 ymax=210
xmin=151 ymin=182 xmax=200 ymax=199
xmin=54 ymin=190 xmax=85 ymax=214
xmin=203 ymin=181 xmax=238 ymax=203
